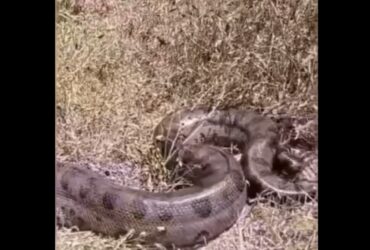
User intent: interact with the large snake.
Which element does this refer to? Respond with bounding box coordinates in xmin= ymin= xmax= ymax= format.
xmin=56 ymin=107 xmax=315 ymax=248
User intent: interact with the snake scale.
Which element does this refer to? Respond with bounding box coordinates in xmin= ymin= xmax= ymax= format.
xmin=56 ymin=107 xmax=315 ymax=248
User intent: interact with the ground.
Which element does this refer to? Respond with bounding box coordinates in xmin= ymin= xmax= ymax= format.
xmin=56 ymin=0 xmax=318 ymax=249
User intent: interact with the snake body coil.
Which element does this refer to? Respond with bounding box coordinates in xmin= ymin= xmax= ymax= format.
xmin=56 ymin=107 xmax=312 ymax=247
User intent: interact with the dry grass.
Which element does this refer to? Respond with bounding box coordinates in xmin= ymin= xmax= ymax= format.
xmin=56 ymin=0 xmax=318 ymax=249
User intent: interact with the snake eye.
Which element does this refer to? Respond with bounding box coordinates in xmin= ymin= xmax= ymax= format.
xmin=200 ymin=163 xmax=211 ymax=172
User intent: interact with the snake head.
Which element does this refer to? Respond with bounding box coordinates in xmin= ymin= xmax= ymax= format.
xmin=176 ymin=144 xmax=228 ymax=186
xmin=176 ymin=144 xmax=210 ymax=165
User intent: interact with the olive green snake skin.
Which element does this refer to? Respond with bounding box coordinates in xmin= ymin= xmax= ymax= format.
xmin=56 ymin=107 xmax=316 ymax=248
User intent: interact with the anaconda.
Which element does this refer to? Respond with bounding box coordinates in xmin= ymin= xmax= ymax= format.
xmin=56 ymin=107 xmax=316 ymax=248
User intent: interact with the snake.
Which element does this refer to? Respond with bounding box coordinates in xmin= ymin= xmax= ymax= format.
xmin=56 ymin=107 xmax=316 ymax=248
